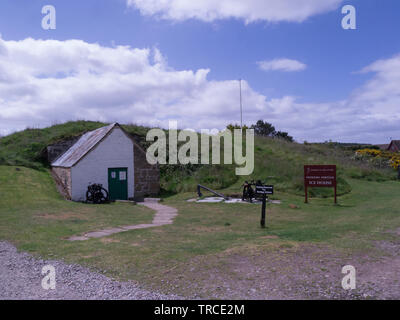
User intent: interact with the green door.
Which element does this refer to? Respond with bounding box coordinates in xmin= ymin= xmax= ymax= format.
xmin=108 ymin=168 xmax=128 ymax=200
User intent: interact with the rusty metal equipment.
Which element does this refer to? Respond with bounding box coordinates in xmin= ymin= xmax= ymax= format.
xmin=197 ymin=184 xmax=228 ymax=200
xmin=242 ymin=181 xmax=255 ymax=202
xmin=242 ymin=180 xmax=273 ymax=202
xmin=86 ymin=183 xmax=109 ymax=204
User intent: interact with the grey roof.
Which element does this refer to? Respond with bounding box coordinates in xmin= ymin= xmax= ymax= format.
xmin=52 ymin=123 xmax=117 ymax=167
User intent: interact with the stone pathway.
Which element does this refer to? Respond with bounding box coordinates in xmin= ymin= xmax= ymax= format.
xmin=68 ymin=201 xmax=177 ymax=241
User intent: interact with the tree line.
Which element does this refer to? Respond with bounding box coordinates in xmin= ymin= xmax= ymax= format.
xmin=227 ymin=120 xmax=294 ymax=142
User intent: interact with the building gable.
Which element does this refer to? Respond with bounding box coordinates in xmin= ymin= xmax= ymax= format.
xmin=51 ymin=123 xmax=145 ymax=168
xmin=70 ymin=126 xmax=135 ymax=201
xmin=387 ymin=140 xmax=400 ymax=152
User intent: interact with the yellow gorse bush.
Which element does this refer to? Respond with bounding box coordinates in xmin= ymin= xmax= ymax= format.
xmin=390 ymin=158 xmax=400 ymax=169
xmin=355 ymin=148 xmax=400 ymax=169
xmin=355 ymin=148 xmax=382 ymax=156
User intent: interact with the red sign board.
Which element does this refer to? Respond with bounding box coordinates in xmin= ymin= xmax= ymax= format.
xmin=304 ymin=165 xmax=337 ymax=203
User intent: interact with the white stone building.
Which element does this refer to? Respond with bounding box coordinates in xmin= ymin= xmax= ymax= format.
xmin=51 ymin=123 xmax=159 ymax=202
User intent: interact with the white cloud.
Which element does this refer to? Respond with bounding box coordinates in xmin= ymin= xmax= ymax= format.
xmin=126 ymin=0 xmax=343 ymax=23
xmin=0 ymin=37 xmax=400 ymax=144
xmin=0 ymin=37 xmax=268 ymax=135
xmin=258 ymin=58 xmax=307 ymax=72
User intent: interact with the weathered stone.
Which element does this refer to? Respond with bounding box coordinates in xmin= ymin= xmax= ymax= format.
xmin=52 ymin=167 xmax=72 ymax=199
xmin=134 ymin=142 xmax=160 ymax=200
xmin=47 ymin=136 xmax=80 ymax=163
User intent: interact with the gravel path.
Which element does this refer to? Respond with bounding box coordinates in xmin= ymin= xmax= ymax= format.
xmin=0 ymin=241 xmax=180 ymax=300
xmin=68 ymin=201 xmax=178 ymax=241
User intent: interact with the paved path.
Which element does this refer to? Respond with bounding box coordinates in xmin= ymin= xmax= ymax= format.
xmin=68 ymin=202 xmax=177 ymax=241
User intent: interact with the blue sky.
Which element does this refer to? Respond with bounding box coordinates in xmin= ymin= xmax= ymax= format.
xmin=0 ymin=0 xmax=399 ymax=143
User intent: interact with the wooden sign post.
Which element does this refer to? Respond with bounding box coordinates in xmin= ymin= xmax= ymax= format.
xmin=304 ymin=165 xmax=337 ymax=204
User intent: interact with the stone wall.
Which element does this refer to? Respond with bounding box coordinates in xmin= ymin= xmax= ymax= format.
xmin=47 ymin=137 xmax=80 ymax=164
xmin=52 ymin=167 xmax=72 ymax=199
xmin=134 ymin=144 xmax=160 ymax=200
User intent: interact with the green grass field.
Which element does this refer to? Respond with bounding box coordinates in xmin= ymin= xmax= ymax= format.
xmin=1 ymin=165 xmax=399 ymax=297
xmin=1 ymin=121 xmax=399 ymax=297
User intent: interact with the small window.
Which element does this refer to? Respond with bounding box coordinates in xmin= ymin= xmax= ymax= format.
xmin=111 ymin=171 xmax=116 ymax=179
xmin=119 ymin=171 xmax=126 ymax=181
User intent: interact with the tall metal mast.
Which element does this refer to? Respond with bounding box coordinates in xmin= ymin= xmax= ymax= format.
xmin=239 ymin=79 xmax=243 ymax=129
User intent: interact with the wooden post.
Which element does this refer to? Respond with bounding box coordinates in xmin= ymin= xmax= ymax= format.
xmin=305 ymin=185 xmax=308 ymax=203
xmin=334 ymin=183 xmax=337 ymax=204
xmin=304 ymin=166 xmax=308 ymax=203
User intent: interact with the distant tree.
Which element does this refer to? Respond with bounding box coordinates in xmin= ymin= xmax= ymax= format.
xmin=249 ymin=120 xmax=294 ymax=142
xmin=250 ymin=120 xmax=276 ymax=137
xmin=226 ymin=123 xmax=249 ymax=131
xmin=274 ymin=131 xmax=294 ymax=142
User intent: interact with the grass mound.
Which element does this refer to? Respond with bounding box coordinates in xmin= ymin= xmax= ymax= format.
xmin=0 ymin=121 xmax=149 ymax=170
xmin=0 ymin=121 xmax=396 ymax=197
xmin=0 ymin=165 xmax=154 ymax=250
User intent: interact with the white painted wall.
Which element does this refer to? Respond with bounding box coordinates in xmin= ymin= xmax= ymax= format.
xmin=71 ymin=127 xmax=134 ymax=201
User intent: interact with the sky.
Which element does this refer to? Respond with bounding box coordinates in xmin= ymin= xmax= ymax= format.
xmin=0 ymin=0 xmax=399 ymax=143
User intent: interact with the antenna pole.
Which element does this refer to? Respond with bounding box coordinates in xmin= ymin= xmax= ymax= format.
xmin=239 ymin=79 xmax=243 ymax=130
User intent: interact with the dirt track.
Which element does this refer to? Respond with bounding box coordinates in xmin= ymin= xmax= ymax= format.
xmin=146 ymin=231 xmax=400 ymax=300
xmin=201 ymin=243 xmax=400 ymax=300
xmin=1 ymin=235 xmax=398 ymax=300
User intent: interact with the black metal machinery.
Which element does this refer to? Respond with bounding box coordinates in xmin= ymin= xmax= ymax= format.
xmin=197 ymin=184 xmax=228 ymax=200
xmin=242 ymin=180 xmax=255 ymax=202
xmin=197 ymin=181 xmax=274 ymax=228
xmin=86 ymin=183 xmax=110 ymax=204
xmin=241 ymin=180 xmax=273 ymax=202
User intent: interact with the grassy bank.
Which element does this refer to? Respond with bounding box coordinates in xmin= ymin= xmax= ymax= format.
xmin=0 ymin=166 xmax=154 ymax=253
xmin=0 ymin=121 xmax=396 ymax=197
xmin=0 ymin=165 xmax=399 ymax=297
